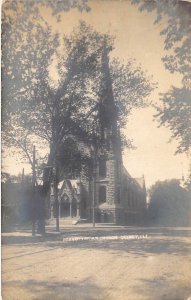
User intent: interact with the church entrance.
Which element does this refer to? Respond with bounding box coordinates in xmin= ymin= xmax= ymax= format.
xmin=72 ymin=198 xmax=77 ymax=217
xmin=60 ymin=194 xmax=78 ymax=218
xmin=60 ymin=194 xmax=70 ymax=218
xmin=104 ymin=213 xmax=108 ymax=222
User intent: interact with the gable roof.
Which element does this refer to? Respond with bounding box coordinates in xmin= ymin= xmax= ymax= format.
xmin=123 ymin=166 xmax=146 ymax=191
xmin=134 ymin=177 xmax=145 ymax=189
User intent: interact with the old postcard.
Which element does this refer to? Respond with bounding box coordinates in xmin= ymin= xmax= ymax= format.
xmin=1 ymin=0 xmax=191 ymax=299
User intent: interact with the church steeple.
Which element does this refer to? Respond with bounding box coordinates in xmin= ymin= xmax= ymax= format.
xmin=94 ymin=39 xmax=123 ymax=224
xmin=98 ymin=39 xmax=118 ymax=152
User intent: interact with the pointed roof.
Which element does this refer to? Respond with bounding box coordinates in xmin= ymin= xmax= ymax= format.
xmin=134 ymin=177 xmax=145 ymax=189
xmin=99 ymin=40 xmax=117 ymax=130
xmin=123 ymin=166 xmax=146 ymax=191
xmin=58 ymin=179 xmax=80 ymax=202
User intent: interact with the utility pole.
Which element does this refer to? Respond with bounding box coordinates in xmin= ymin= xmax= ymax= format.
xmin=54 ymin=153 xmax=59 ymax=232
xmin=92 ymin=174 xmax=95 ymax=227
xmin=52 ymin=101 xmax=60 ymax=232
xmin=92 ymin=145 xmax=97 ymax=227
xmin=32 ymin=145 xmax=36 ymax=236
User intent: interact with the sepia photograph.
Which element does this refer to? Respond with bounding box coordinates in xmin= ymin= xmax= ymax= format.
xmin=1 ymin=0 xmax=191 ymax=299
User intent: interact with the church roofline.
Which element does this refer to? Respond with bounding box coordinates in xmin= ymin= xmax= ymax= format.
xmin=122 ymin=166 xmax=146 ymax=191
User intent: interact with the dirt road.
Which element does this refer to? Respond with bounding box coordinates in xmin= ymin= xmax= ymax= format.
xmin=2 ymin=226 xmax=191 ymax=300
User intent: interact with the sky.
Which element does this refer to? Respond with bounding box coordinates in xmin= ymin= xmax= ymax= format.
xmin=2 ymin=0 xmax=190 ymax=187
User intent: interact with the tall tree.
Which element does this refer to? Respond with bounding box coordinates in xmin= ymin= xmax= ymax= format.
xmin=2 ymin=2 xmax=156 ymax=231
xmin=2 ymin=14 xmax=155 ymax=168
xmin=2 ymin=0 xmax=90 ymax=166
xmin=149 ymin=179 xmax=191 ymax=226
xmin=131 ymin=0 xmax=191 ymax=153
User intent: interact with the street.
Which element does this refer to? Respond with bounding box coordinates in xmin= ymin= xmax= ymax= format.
xmin=2 ymin=225 xmax=191 ymax=300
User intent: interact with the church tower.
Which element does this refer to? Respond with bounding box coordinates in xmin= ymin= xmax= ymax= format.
xmin=94 ymin=40 xmax=123 ymax=223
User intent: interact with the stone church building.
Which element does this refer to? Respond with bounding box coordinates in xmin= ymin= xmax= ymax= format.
xmin=50 ymin=164 xmax=147 ymax=225
xmin=46 ymin=44 xmax=147 ymax=225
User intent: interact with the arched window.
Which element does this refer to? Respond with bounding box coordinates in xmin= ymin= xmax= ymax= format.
xmin=130 ymin=192 xmax=134 ymax=208
xmin=60 ymin=194 xmax=70 ymax=217
xmin=127 ymin=196 xmax=130 ymax=207
xmin=128 ymin=190 xmax=132 ymax=207
xmin=117 ymin=187 xmax=120 ymax=203
xmin=99 ymin=186 xmax=106 ymax=204
xmin=99 ymin=158 xmax=106 ymax=177
xmin=132 ymin=193 xmax=136 ymax=209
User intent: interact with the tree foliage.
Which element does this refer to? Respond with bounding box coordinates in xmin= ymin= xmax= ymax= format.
xmin=131 ymin=0 xmax=191 ymax=153
xmin=110 ymin=58 xmax=155 ymax=128
xmin=2 ymin=1 xmax=155 ymax=175
xmin=131 ymin=0 xmax=191 ymax=82
xmin=2 ymin=0 xmax=89 ymax=167
xmin=149 ymin=179 xmax=191 ymax=226
xmin=156 ymin=87 xmax=191 ymax=153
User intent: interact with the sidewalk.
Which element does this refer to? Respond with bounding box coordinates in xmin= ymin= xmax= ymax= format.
xmin=2 ymin=223 xmax=191 ymax=247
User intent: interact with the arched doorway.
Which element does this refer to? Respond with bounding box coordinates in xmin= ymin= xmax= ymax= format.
xmin=99 ymin=186 xmax=106 ymax=204
xmin=60 ymin=194 xmax=70 ymax=218
xmin=104 ymin=213 xmax=108 ymax=222
xmin=72 ymin=198 xmax=77 ymax=217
